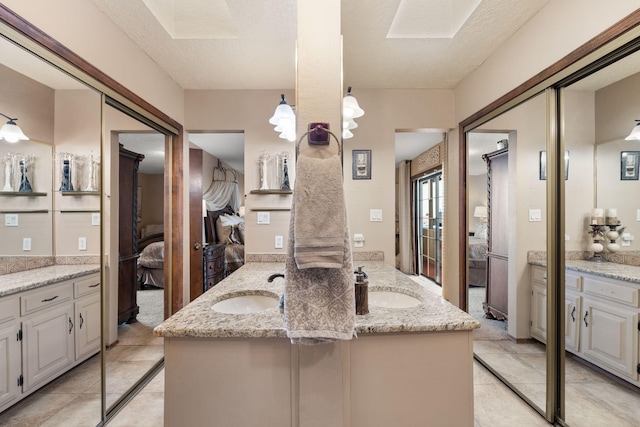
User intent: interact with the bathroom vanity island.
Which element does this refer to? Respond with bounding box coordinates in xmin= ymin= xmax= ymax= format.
xmin=155 ymin=262 xmax=479 ymax=427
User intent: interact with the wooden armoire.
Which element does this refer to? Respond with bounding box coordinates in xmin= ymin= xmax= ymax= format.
xmin=118 ymin=144 xmax=145 ymax=324
xmin=482 ymin=147 xmax=509 ymax=320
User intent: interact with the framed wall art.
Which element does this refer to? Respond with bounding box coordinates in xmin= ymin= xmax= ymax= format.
xmin=621 ymin=151 xmax=640 ymax=180
xmin=352 ymin=149 xmax=371 ymax=180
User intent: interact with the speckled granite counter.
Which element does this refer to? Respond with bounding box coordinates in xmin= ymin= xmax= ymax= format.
xmin=530 ymin=259 xmax=640 ymax=284
xmin=154 ymin=261 xmax=479 ymax=339
xmin=0 ymin=264 xmax=100 ymax=297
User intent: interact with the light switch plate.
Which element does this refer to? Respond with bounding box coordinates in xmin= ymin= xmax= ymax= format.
xmin=529 ymin=209 xmax=542 ymax=222
xmin=5 ymin=214 xmax=18 ymax=227
xmin=257 ymin=212 xmax=270 ymax=224
xmin=370 ymin=209 xmax=382 ymax=222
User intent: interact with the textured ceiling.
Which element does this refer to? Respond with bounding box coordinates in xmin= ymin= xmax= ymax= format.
xmin=91 ymin=0 xmax=550 ymax=90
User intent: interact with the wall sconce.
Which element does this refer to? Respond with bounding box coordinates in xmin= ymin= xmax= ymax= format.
xmin=342 ymin=86 xmax=364 ymax=139
xmin=625 ymin=120 xmax=640 ymax=141
xmin=473 ymin=206 xmax=488 ymax=222
xmin=0 ymin=113 xmax=29 ymax=143
xmin=269 ymin=94 xmax=296 ymax=142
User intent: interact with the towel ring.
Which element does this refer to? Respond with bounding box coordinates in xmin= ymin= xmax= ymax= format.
xmin=295 ymin=124 xmax=342 ymax=158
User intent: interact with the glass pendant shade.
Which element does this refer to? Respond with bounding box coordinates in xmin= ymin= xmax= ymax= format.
xmin=343 ymin=95 xmax=364 ymax=119
xmin=625 ymin=121 xmax=640 ymax=140
xmin=342 ymin=128 xmax=354 ymax=139
xmin=343 ymin=118 xmax=358 ymax=130
xmin=0 ymin=119 xmax=28 ymax=143
xmin=269 ymin=94 xmax=295 ymax=125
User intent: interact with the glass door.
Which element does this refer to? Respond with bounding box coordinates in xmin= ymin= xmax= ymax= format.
xmin=417 ymin=171 xmax=443 ymax=283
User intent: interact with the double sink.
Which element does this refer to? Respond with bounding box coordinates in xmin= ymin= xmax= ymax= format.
xmin=211 ymin=285 xmax=422 ymax=314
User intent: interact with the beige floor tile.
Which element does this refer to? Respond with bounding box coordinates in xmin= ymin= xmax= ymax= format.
xmin=38 ymin=394 xmax=102 ymax=427
xmin=108 ymin=392 xmax=164 ymax=427
xmin=474 ymin=383 xmax=549 ymax=427
xmin=0 ymin=392 xmax=81 ymax=427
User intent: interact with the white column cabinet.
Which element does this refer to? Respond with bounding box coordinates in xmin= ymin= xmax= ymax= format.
xmin=0 ymin=297 xmax=20 ymax=410
xmin=0 ymin=272 xmax=100 ymax=413
xmin=530 ymin=265 xmax=640 ymax=386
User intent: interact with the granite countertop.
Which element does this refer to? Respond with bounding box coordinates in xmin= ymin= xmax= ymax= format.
xmin=154 ymin=261 xmax=480 ymax=339
xmin=530 ymin=259 xmax=640 ymax=284
xmin=0 ymin=264 xmax=101 ymax=297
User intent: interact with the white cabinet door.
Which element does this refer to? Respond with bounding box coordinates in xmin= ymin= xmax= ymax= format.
xmin=531 ymin=282 xmax=547 ymax=342
xmin=22 ymin=304 xmax=74 ymax=391
xmin=75 ymin=293 xmax=100 ymax=360
xmin=565 ymin=293 xmax=580 ymax=353
xmin=581 ymin=296 xmax=638 ymax=379
xmin=0 ymin=321 xmax=21 ymax=410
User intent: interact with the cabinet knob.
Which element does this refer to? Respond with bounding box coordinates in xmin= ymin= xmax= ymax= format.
xmin=194 ymin=242 xmax=202 ymax=250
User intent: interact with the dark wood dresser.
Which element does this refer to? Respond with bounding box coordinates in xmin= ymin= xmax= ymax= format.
xmin=203 ymin=244 xmax=225 ymax=292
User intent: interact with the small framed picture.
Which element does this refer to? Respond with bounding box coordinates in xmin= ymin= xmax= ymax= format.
xmin=352 ymin=149 xmax=371 ymax=180
xmin=621 ymin=151 xmax=640 ymax=180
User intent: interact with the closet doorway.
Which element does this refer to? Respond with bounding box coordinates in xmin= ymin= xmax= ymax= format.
xmin=417 ymin=172 xmax=443 ymax=283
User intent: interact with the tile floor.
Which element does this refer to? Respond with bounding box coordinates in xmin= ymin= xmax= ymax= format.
xmin=3 ymin=279 xmax=639 ymax=426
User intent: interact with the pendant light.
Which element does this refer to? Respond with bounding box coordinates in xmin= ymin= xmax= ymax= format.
xmin=625 ymin=120 xmax=640 ymax=140
xmin=269 ymin=94 xmax=296 ymax=142
xmin=342 ymin=87 xmax=364 ymax=139
xmin=0 ymin=113 xmax=29 ymax=143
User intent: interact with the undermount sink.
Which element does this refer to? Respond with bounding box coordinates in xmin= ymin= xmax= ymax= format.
xmin=211 ymin=293 xmax=279 ymax=314
xmin=368 ymin=290 xmax=421 ymax=308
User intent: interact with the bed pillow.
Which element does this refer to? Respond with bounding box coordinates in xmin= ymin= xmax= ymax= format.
xmin=475 ymin=221 xmax=488 ymax=240
xmin=216 ymin=214 xmax=245 ymax=244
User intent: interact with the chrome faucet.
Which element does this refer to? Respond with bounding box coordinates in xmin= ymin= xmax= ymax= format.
xmin=267 ymin=273 xmax=286 ymax=312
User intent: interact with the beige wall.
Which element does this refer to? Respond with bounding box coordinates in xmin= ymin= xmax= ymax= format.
xmin=138 ymin=173 xmax=164 ymax=230
xmin=595 ymin=71 xmax=640 ymax=242
xmin=446 ymin=1 xmax=638 ymax=306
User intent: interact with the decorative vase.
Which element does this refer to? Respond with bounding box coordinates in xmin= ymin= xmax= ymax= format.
xmin=259 ymin=152 xmax=270 ymax=190
xmin=18 ymin=159 xmax=32 ymax=192
xmin=60 ymin=159 xmax=74 ymax=191
xmin=85 ymin=155 xmax=98 ymax=191
xmin=2 ymin=155 xmax=12 ymax=191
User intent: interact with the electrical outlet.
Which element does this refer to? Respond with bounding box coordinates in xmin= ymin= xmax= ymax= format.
xmin=78 ymin=237 xmax=87 ymax=251
xmin=275 ymin=235 xmax=283 ymax=248
xmin=22 ymin=238 xmax=31 ymax=251
xmin=5 ymin=214 xmax=18 ymax=227
xmin=91 ymin=213 xmax=100 ymax=226
xmin=353 ymin=233 xmax=364 ymax=248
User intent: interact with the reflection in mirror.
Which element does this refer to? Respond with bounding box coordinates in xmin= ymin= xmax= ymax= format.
xmin=468 ymin=91 xmax=547 ymax=414
xmin=562 ymin=48 xmax=640 ymax=426
xmin=103 ymin=104 xmax=165 ymax=412
xmin=0 ymin=36 xmax=103 ymax=425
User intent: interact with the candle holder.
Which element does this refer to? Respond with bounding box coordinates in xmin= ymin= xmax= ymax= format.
xmin=588 ymin=224 xmax=605 ymax=262
xmin=604 ymin=217 xmax=625 ymax=254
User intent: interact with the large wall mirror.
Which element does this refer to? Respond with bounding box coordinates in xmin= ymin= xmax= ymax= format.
xmin=464 ymin=12 xmax=640 ymax=426
xmin=0 ymin=8 xmax=180 ymax=425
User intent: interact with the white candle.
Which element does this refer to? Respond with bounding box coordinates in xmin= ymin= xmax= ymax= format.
xmin=607 ymin=208 xmax=617 ymax=217
xmin=592 ymin=208 xmax=603 ymax=217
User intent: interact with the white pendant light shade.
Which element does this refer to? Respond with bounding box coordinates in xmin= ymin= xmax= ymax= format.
xmin=343 ymin=118 xmax=358 ymax=130
xmin=342 ymin=86 xmax=364 ymax=119
xmin=342 ymin=128 xmax=353 ymax=139
xmin=269 ymin=94 xmax=296 ymax=142
xmin=269 ymin=94 xmax=295 ymax=125
xmin=625 ymin=120 xmax=640 ymax=141
xmin=0 ymin=116 xmax=28 ymax=143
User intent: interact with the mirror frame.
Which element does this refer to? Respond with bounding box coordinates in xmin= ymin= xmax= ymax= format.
xmin=0 ymin=4 xmax=185 ymax=424
xmin=459 ymin=10 xmax=640 ymax=424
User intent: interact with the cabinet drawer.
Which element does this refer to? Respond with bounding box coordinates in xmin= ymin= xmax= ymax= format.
xmin=21 ymin=281 xmax=72 ymax=316
xmin=583 ymin=276 xmax=639 ymax=307
xmin=0 ymin=297 xmax=19 ymax=324
xmin=565 ymin=272 xmax=582 ymax=292
xmin=74 ymin=274 xmax=101 ymax=298
xmin=531 ymin=266 xmax=546 ymax=283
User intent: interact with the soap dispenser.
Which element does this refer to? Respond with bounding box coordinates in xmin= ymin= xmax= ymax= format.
xmin=354 ymin=266 xmax=369 ymax=315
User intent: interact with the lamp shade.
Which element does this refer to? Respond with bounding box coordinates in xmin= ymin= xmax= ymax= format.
xmin=0 ymin=119 xmax=28 ymax=143
xmin=342 ymin=94 xmax=364 ymax=119
xmin=625 ymin=121 xmax=640 ymax=141
xmin=473 ymin=206 xmax=488 ymax=218
xmin=269 ymin=94 xmax=295 ymax=125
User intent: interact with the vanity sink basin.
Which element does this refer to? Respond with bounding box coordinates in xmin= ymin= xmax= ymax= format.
xmin=368 ymin=291 xmax=421 ymax=308
xmin=211 ymin=294 xmax=279 ymax=314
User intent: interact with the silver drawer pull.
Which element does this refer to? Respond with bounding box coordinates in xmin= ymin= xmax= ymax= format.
xmin=42 ymin=295 xmax=59 ymax=303
xmin=89 ymin=283 xmax=100 ymax=288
